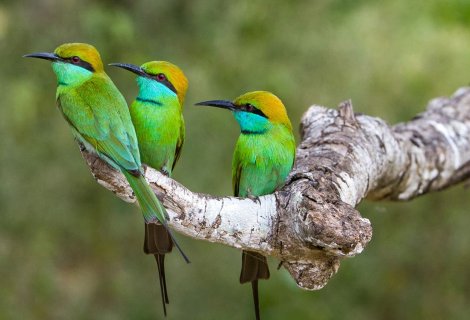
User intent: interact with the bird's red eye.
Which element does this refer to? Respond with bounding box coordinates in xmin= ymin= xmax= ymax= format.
xmin=156 ymin=73 xmax=166 ymax=81
xmin=71 ymin=56 xmax=81 ymax=63
xmin=246 ymin=103 xmax=255 ymax=111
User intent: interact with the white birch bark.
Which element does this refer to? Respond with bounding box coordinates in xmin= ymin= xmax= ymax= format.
xmin=80 ymin=87 xmax=470 ymax=290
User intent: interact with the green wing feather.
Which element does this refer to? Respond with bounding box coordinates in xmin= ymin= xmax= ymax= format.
xmin=171 ymin=116 xmax=185 ymax=172
xmin=57 ymin=75 xmax=141 ymax=172
xmin=232 ymin=156 xmax=242 ymax=197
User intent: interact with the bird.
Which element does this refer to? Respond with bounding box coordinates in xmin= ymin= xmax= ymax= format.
xmin=23 ymin=44 xmax=190 ymax=291
xmin=196 ymin=91 xmax=296 ymax=320
xmin=109 ymin=60 xmax=187 ymax=315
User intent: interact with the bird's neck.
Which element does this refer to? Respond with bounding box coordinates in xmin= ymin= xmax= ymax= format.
xmin=136 ymin=76 xmax=179 ymax=108
xmin=51 ymin=61 xmax=93 ymax=87
xmin=234 ymin=111 xmax=271 ymax=134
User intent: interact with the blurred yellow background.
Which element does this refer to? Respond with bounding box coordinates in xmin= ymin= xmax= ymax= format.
xmin=1 ymin=1 xmax=470 ymax=319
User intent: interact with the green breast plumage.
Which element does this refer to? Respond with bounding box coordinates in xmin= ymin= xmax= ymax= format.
xmin=232 ymin=123 xmax=295 ymax=197
xmin=130 ymin=98 xmax=184 ymax=175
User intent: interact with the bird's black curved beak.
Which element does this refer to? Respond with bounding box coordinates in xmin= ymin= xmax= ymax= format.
xmin=195 ymin=100 xmax=236 ymax=111
xmin=109 ymin=63 xmax=147 ymax=77
xmin=23 ymin=52 xmax=59 ymax=61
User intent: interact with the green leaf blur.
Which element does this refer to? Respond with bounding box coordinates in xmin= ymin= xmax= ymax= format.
xmin=1 ymin=0 xmax=470 ymax=319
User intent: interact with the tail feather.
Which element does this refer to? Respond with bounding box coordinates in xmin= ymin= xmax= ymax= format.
xmin=122 ymin=170 xmax=190 ymax=264
xmin=240 ymin=251 xmax=269 ymax=320
xmin=155 ymin=254 xmax=170 ymax=314
xmin=155 ymin=254 xmax=168 ymax=316
xmin=240 ymin=251 xmax=270 ymax=283
xmin=123 ymin=170 xmax=168 ymax=223
xmin=144 ymin=223 xmax=173 ymax=254
xmin=122 ymin=171 xmax=189 ymax=317
xmin=158 ymin=254 xmax=169 ymax=304
xmin=252 ymin=280 xmax=260 ymax=320
xmin=145 ymin=223 xmax=172 ymax=314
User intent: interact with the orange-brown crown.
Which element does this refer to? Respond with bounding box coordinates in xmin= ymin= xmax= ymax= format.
xmin=54 ymin=43 xmax=104 ymax=72
xmin=234 ymin=91 xmax=292 ymax=130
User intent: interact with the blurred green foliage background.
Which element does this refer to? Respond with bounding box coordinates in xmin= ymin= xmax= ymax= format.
xmin=1 ymin=0 xmax=470 ymax=319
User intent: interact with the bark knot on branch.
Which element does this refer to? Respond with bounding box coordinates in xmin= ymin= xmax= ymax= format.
xmin=80 ymin=87 xmax=470 ymax=290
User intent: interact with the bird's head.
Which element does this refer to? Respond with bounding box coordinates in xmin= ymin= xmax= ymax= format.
xmin=196 ymin=91 xmax=292 ymax=134
xmin=24 ymin=43 xmax=104 ymax=86
xmin=110 ymin=61 xmax=188 ymax=106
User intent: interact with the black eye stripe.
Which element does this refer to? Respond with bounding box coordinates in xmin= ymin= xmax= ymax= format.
xmin=149 ymin=73 xmax=177 ymax=94
xmin=241 ymin=103 xmax=267 ymax=118
xmin=63 ymin=56 xmax=95 ymax=72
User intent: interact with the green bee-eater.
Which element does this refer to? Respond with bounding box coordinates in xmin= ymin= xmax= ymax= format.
xmin=24 ymin=44 xmax=189 ymax=271
xmin=196 ymin=91 xmax=296 ymax=320
xmin=110 ymin=60 xmax=187 ymax=315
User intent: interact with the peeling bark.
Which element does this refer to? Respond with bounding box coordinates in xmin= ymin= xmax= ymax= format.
xmin=80 ymin=87 xmax=470 ymax=290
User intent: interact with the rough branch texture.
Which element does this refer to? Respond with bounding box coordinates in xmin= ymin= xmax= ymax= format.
xmin=80 ymin=87 xmax=470 ymax=290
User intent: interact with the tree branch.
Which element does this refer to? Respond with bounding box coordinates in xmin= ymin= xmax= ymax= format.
xmin=79 ymin=87 xmax=470 ymax=290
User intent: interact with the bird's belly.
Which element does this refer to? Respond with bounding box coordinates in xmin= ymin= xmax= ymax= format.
xmin=139 ymin=140 xmax=175 ymax=173
xmin=131 ymin=106 xmax=181 ymax=174
xmin=238 ymin=163 xmax=288 ymax=197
